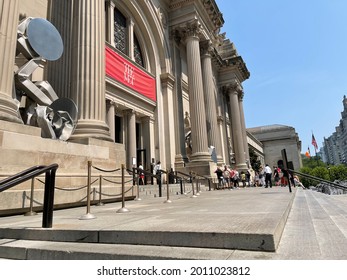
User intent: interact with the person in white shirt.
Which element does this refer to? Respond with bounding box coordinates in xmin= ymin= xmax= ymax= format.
xmin=264 ymin=164 xmax=272 ymax=188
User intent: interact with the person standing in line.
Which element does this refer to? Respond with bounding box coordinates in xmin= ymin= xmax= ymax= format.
xmin=138 ymin=163 xmax=144 ymax=185
xmin=264 ymin=164 xmax=272 ymax=188
xmin=214 ymin=166 xmax=224 ymax=189
xmin=273 ymin=166 xmax=280 ymax=186
xmin=240 ymin=171 xmax=246 ymax=187
xmin=258 ymin=166 xmax=265 ymax=186
xmin=222 ymin=165 xmax=231 ymax=189
xmin=153 ymin=161 xmax=161 ymax=184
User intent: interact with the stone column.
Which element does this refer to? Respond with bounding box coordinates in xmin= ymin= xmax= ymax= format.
xmin=47 ymin=0 xmax=73 ymax=99
xmin=69 ymin=0 xmax=111 ymax=141
xmin=161 ymin=73 xmax=176 ymax=169
xmin=201 ymin=41 xmax=223 ymax=164
xmin=106 ymin=100 xmax=115 ymax=142
xmin=0 ymin=0 xmax=22 ymax=124
xmin=105 ymin=0 xmax=115 ymax=46
xmin=183 ymin=21 xmax=210 ymax=162
xmin=126 ymin=109 xmax=136 ymax=169
xmin=171 ymin=32 xmax=186 ymax=166
xmin=226 ymin=82 xmax=247 ymax=170
xmin=128 ymin=18 xmax=134 ymax=61
xmin=238 ymin=93 xmax=250 ymax=167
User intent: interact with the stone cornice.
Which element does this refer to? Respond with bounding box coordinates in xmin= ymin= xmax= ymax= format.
xmin=227 ymin=56 xmax=250 ymax=81
xmin=170 ymin=0 xmax=224 ymax=29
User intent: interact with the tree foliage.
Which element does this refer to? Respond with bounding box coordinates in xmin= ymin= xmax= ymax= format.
xmin=299 ymin=155 xmax=347 ymax=186
xmin=249 ymin=148 xmax=261 ymax=172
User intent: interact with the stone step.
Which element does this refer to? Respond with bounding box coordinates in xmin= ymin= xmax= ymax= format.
xmin=0 ymin=187 xmax=297 ymax=259
xmin=0 ymin=239 xmax=235 ymax=260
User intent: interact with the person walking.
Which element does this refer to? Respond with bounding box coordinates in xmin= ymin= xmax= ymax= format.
xmin=264 ymin=164 xmax=272 ymax=188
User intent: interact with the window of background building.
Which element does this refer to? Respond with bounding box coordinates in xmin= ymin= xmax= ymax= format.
xmin=115 ymin=8 xmax=127 ymax=54
xmin=114 ymin=7 xmax=145 ymax=68
xmin=134 ymin=35 xmax=144 ymax=67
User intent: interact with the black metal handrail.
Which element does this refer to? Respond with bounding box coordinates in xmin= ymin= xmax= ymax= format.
xmin=288 ymin=169 xmax=347 ymax=191
xmin=0 ymin=164 xmax=58 ymax=228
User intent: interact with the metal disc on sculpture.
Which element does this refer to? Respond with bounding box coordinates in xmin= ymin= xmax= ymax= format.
xmin=26 ymin=18 xmax=63 ymax=61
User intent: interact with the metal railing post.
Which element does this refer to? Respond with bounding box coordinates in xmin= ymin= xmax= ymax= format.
xmin=191 ymin=172 xmax=197 ymax=198
xmin=42 ymin=167 xmax=57 ymax=228
xmin=196 ymin=177 xmax=201 ymax=195
xmin=135 ymin=168 xmax=141 ymax=201
xmin=117 ymin=164 xmax=130 ymax=213
xmin=79 ymin=161 xmax=96 ymax=220
xmin=96 ymin=175 xmax=104 ymax=206
xmin=24 ymin=177 xmax=37 ymax=216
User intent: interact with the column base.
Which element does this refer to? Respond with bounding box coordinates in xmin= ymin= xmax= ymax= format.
xmin=69 ymin=119 xmax=113 ymax=142
xmin=0 ymin=93 xmax=23 ymax=124
xmin=174 ymin=154 xmax=185 ymax=168
xmin=190 ymin=152 xmax=213 ymax=163
xmin=185 ymin=160 xmax=216 ymax=178
xmin=236 ymin=162 xmax=248 ymax=172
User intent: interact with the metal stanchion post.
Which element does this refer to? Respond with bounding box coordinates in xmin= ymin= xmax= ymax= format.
xmin=24 ymin=177 xmax=37 ymax=216
xmin=179 ymin=176 xmax=183 ymax=194
xmin=117 ymin=164 xmax=130 ymax=213
xmin=164 ymin=173 xmax=172 ymax=203
xmin=96 ymin=175 xmax=104 ymax=206
xmin=80 ymin=160 xmax=96 ymax=220
xmin=191 ymin=172 xmax=197 ymax=198
xmin=196 ymin=178 xmax=201 ymax=195
xmin=135 ymin=171 xmax=141 ymax=201
xmin=158 ymin=171 xmax=162 ymax=197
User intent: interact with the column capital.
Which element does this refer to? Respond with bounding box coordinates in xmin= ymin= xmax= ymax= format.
xmin=107 ymin=99 xmax=116 ymax=106
xmin=172 ymin=19 xmax=203 ymax=43
xmin=160 ymin=72 xmax=175 ymax=86
xmin=200 ymin=40 xmax=213 ymax=56
xmin=222 ymin=80 xmax=243 ymax=96
xmin=106 ymin=0 xmax=116 ymax=8
xmin=124 ymin=109 xmax=136 ymax=116
xmin=217 ymin=115 xmax=224 ymax=124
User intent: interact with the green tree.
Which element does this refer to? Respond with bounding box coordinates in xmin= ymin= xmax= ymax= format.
xmin=329 ymin=165 xmax=347 ymax=181
xmin=299 ymin=156 xmax=347 ymax=187
xmin=249 ymin=148 xmax=261 ymax=172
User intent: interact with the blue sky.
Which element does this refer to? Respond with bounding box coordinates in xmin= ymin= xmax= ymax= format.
xmin=215 ymin=0 xmax=347 ymax=154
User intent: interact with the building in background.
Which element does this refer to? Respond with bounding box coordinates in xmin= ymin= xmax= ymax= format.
xmin=247 ymin=125 xmax=303 ymax=171
xmin=322 ymin=96 xmax=347 ymax=165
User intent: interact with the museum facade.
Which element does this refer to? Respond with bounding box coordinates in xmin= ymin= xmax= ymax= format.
xmin=0 ymin=0 xmax=252 ymax=212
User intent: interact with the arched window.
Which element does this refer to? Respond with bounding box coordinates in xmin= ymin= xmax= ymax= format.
xmin=134 ymin=34 xmax=144 ymax=67
xmin=114 ymin=8 xmax=127 ymax=54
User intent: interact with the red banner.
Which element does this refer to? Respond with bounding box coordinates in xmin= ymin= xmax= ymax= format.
xmin=105 ymin=46 xmax=156 ymax=102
